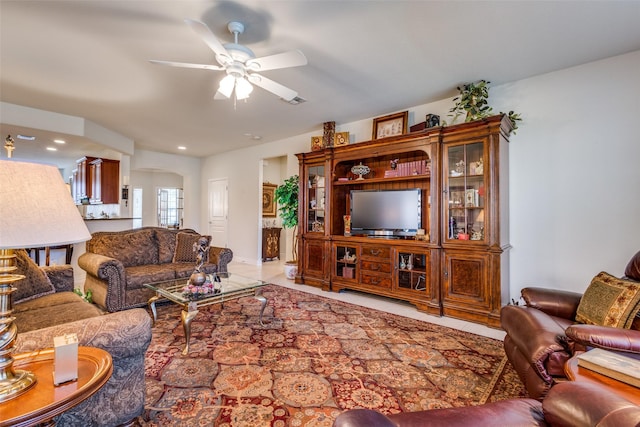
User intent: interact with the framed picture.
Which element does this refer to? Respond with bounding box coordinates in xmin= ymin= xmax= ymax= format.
xmin=372 ymin=111 xmax=408 ymax=140
xmin=262 ymin=183 xmax=278 ymax=217
xmin=311 ymin=136 xmax=323 ymax=151
xmin=334 ymin=131 xmax=350 ymax=146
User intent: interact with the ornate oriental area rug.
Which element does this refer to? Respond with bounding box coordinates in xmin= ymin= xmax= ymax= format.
xmin=141 ymin=285 xmax=525 ymax=426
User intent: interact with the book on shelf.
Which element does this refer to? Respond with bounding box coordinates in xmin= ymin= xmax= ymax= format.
xmin=577 ymin=348 xmax=640 ymax=388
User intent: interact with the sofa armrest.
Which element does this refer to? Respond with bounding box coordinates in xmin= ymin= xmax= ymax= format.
xmin=501 ymin=305 xmax=570 ymax=380
xmin=15 ymin=308 xmax=151 ymax=362
xmin=333 ymin=400 xmax=545 ymax=427
xmin=78 ymin=252 xmax=127 ymax=312
xmin=78 ymin=252 xmax=124 ymax=279
xmin=41 ymin=264 xmax=74 ymax=292
xmin=209 ymin=246 xmax=233 ymax=274
xmin=565 ymin=324 xmax=640 ymax=354
xmin=332 ymin=409 xmax=396 ymax=427
xmin=521 ymin=287 xmax=583 ymax=320
xmin=543 ymin=381 xmax=640 ymax=427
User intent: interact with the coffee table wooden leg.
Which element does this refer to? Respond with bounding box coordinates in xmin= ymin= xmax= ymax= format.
xmin=255 ymin=294 xmax=267 ymax=326
xmin=181 ymin=309 xmax=199 ymax=355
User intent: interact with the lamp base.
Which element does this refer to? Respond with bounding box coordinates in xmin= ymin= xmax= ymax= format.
xmin=0 ymin=369 xmax=37 ymax=402
xmin=1 ymin=251 xmax=37 ymax=402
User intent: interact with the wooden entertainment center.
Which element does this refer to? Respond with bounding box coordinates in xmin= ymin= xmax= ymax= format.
xmin=295 ymin=115 xmax=512 ymax=327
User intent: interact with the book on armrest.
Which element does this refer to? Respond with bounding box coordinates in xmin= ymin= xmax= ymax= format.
xmin=577 ymin=348 xmax=640 ymax=388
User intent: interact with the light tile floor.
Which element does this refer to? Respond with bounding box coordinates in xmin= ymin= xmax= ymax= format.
xmin=228 ymin=259 xmax=506 ymax=341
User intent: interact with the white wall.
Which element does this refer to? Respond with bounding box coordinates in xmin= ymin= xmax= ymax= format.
xmin=201 ymin=142 xmax=303 ymax=264
xmin=492 ymin=51 xmax=640 ymax=294
xmin=132 ymin=149 xmax=201 ymax=230
xmin=202 ymin=50 xmax=640 ymax=298
xmin=131 ymin=170 xmax=183 ymax=227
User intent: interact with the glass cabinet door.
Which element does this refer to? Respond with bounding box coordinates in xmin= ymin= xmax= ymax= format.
xmin=306 ymin=165 xmax=325 ymax=233
xmin=335 ymin=244 xmax=357 ymax=280
xmin=445 ymin=142 xmax=485 ymax=242
xmin=397 ymin=250 xmax=428 ymax=292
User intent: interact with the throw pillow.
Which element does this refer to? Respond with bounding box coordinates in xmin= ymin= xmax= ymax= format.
xmin=575 ymin=271 xmax=640 ymax=329
xmin=12 ymin=249 xmax=56 ymax=304
xmin=173 ymin=232 xmax=211 ymax=263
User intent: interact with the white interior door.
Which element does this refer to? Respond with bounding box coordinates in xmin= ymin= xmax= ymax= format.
xmin=132 ymin=188 xmax=143 ymax=228
xmin=208 ymin=178 xmax=228 ymax=248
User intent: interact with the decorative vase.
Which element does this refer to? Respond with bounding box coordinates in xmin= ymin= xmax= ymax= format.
xmin=284 ymin=261 xmax=298 ymax=280
xmin=351 ymin=162 xmax=370 ymax=181
xmin=189 ymin=271 xmax=207 ymax=286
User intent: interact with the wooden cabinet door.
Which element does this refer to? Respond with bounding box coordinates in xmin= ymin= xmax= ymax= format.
xmin=442 ymin=250 xmax=492 ymax=323
xmin=300 ymin=238 xmax=328 ymax=289
xmin=99 ymin=159 xmax=120 ymax=204
xmin=262 ymin=228 xmax=281 ymax=261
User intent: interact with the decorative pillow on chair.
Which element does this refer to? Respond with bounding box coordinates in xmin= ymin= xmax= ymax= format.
xmin=575 ymin=271 xmax=640 ymax=328
xmin=13 ymin=249 xmax=55 ymax=304
xmin=173 ymin=232 xmax=211 ymax=263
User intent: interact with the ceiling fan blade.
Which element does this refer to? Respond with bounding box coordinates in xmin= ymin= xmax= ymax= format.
xmin=149 ymin=59 xmax=224 ymax=71
xmin=214 ymin=90 xmax=230 ymax=100
xmin=248 ymin=73 xmax=299 ymax=101
xmin=246 ymin=50 xmax=307 ymax=72
xmin=184 ymin=18 xmax=230 ymax=62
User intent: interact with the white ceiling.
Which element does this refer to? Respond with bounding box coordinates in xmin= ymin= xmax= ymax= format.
xmin=2 ymin=1 xmax=640 ymax=167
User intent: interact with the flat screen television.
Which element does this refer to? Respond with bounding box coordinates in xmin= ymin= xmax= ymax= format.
xmin=349 ymin=188 xmax=421 ymax=237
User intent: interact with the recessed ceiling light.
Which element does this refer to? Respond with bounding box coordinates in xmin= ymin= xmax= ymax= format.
xmin=178 ymin=146 xmax=186 ymax=150
xmin=46 ymin=147 xmax=57 ymax=151
xmin=243 ymin=133 xmax=262 ymax=140
xmin=53 ymin=139 xmax=66 ymax=144
xmin=17 ymin=134 xmax=35 ymax=140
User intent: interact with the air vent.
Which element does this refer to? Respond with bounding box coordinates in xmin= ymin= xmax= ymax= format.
xmin=283 ymin=96 xmax=306 ymax=105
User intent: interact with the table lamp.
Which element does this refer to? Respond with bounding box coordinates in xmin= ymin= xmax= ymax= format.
xmin=0 ymin=159 xmax=91 ymax=402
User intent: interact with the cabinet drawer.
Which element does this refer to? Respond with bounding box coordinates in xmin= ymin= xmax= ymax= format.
xmin=361 ymin=260 xmax=392 ymax=274
xmin=360 ymin=245 xmax=391 ymax=260
xmin=361 ymin=273 xmax=392 ymax=288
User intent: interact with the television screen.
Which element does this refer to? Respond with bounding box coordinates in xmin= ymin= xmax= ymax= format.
xmin=350 ymin=189 xmax=421 ymax=236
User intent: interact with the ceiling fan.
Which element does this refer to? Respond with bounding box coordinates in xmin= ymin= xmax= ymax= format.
xmin=150 ymin=19 xmax=307 ymax=102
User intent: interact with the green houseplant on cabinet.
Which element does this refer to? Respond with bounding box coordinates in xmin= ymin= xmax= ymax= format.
xmin=448 ymin=80 xmax=522 ymax=133
xmin=275 ymin=175 xmax=299 ymax=279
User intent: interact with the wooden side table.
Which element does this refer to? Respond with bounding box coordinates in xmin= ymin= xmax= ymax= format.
xmin=564 ymin=351 xmax=640 ymax=405
xmin=0 ymin=347 xmax=112 ymax=427
xmin=262 ymin=227 xmax=281 ymax=261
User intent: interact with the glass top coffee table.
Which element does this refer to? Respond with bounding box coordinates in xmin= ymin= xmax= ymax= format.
xmin=144 ymin=273 xmax=268 ymax=355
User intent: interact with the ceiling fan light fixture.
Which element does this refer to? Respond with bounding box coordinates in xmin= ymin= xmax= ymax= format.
xmin=218 ymin=75 xmax=235 ymax=98
xmin=235 ymin=77 xmax=253 ymax=100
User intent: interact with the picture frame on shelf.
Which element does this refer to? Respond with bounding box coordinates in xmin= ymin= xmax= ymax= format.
xmin=372 ymin=111 xmax=408 ymax=140
xmin=334 ymin=131 xmax=350 ymax=146
xmin=310 ymin=136 xmax=323 ymax=151
xmin=262 ymin=183 xmax=278 ymax=217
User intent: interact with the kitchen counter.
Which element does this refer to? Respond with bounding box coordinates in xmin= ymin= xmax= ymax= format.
xmin=83 ymin=217 xmax=138 ymax=221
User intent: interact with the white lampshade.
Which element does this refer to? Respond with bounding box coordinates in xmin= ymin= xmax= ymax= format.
xmin=235 ymin=77 xmax=253 ymax=100
xmin=0 ymin=160 xmax=91 ymax=249
xmin=218 ymin=75 xmax=235 ymax=99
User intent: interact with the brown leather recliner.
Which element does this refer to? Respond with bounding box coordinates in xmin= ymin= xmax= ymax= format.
xmin=332 ymin=381 xmax=640 ymax=427
xmin=501 ymin=250 xmax=640 ymax=400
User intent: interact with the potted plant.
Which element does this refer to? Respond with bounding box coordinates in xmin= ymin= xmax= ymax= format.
xmin=449 ymin=79 xmax=493 ymax=123
xmin=275 ymin=175 xmax=299 ymax=279
xmin=448 ymin=80 xmax=522 ymax=133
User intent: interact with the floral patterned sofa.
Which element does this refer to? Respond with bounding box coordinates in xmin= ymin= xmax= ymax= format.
xmin=13 ymin=249 xmax=151 ymax=426
xmin=78 ymin=227 xmax=233 ymax=312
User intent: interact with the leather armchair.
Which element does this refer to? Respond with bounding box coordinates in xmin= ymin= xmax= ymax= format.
xmin=501 ymin=250 xmax=640 ymax=400
xmin=332 ymin=381 xmax=640 ymax=427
